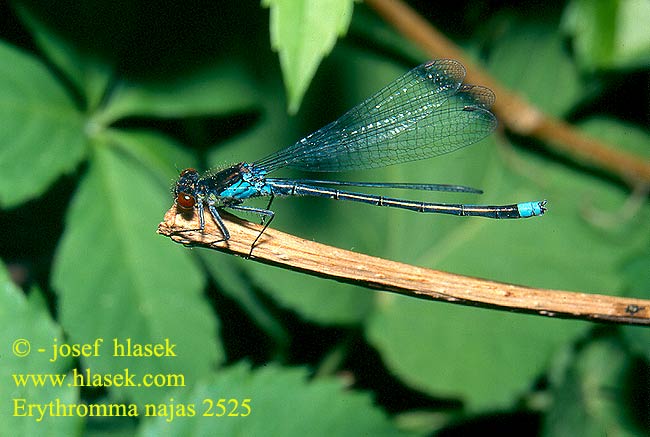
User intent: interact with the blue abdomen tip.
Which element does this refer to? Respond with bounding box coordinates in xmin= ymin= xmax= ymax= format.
xmin=517 ymin=200 xmax=547 ymax=217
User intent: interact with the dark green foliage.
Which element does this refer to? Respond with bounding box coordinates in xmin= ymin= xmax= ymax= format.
xmin=1 ymin=1 xmax=648 ymax=435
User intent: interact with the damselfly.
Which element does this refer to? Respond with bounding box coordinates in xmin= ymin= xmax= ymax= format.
xmin=174 ymin=60 xmax=546 ymax=251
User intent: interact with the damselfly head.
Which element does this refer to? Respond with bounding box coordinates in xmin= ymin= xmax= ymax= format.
xmin=180 ymin=168 xmax=198 ymax=178
xmin=175 ymin=168 xmax=200 ymax=210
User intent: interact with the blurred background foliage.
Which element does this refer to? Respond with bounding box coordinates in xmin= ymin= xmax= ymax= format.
xmin=1 ymin=0 xmax=649 ymax=435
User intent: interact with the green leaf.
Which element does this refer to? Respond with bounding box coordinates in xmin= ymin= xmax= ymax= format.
xmin=365 ymin=113 xmax=650 ymax=408
xmin=138 ymin=362 xmax=408 ymax=436
xmin=364 ymin=138 xmax=650 ymax=409
xmin=200 ymin=251 xmax=290 ymax=348
xmin=542 ymin=336 xmax=648 ymax=436
xmin=105 ymin=128 xmax=199 ymax=188
xmin=263 ymin=0 xmax=355 ymax=113
xmin=14 ymin=3 xmax=113 ymax=110
xmin=368 ymin=297 xmax=585 ymax=410
xmin=253 ymin=262 xmax=377 ymax=324
xmin=579 ymin=118 xmax=650 ymax=371
xmin=562 ymin=0 xmax=650 ymax=70
xmin=349 ymin=7 xmax=427 ymax=64
xmin=578 ymin=116 xmax=650 ymax=157
xmin=0 ymin=262 xmax=81 ymax=435
xmin=0 ymin=41 xmax=87 ymax=207
xmin=488 ymin=20 xmax=588 ymax=116
xmin=52 ymin=143 xmax=222 ymax=405
xmin=97 ymin=63 xmax=257 ymax=125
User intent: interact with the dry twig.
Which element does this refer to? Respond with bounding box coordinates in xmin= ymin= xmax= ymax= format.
xmin=158 ymin=205 xmax=650 ymax=326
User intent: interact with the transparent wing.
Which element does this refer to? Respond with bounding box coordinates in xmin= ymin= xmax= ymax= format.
xmin=254 ymin=60 xmax=497 ymax=173
xmin=264 ymin=178 xmax=483 ymax=193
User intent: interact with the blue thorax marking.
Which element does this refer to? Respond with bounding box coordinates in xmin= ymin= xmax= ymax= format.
xmin=219 ymin=179 xmax=261 ymax=199
xmin=217 ymin=163 xmax=271 ymax=199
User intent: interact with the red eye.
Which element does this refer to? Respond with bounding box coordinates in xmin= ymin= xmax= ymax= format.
xmin=176 ymin=192 xmax=196 ymax=209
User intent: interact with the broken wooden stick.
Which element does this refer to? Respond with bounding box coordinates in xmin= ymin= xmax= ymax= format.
xmin=158 ymin=205 xmax=650 ymax=326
